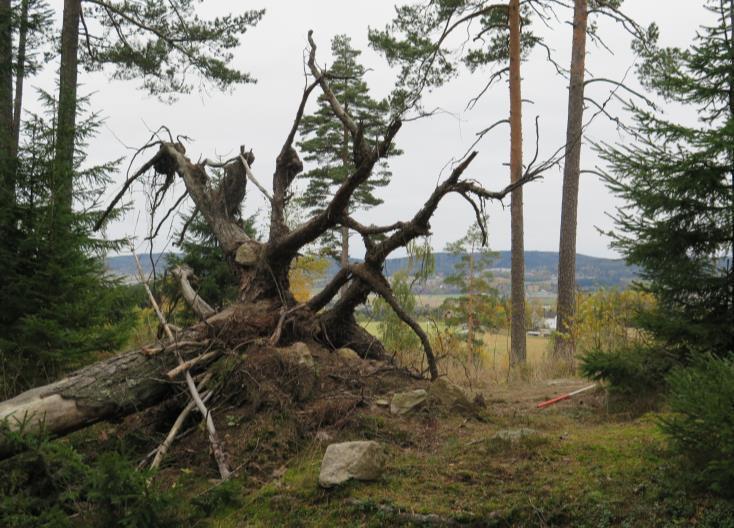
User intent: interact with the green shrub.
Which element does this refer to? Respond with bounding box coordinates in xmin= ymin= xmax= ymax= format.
xmin=0 ymin=427 xmax=89 ymax=527
xmin=0 ymin=427 xmax=182 ymax=527
xmin=86 ymin=452 xmax=180 ymax=528
xmin=660 ymin=355 xmax=734 ymax=496
xmin=580 ymin=344 xmax=670 ymax=395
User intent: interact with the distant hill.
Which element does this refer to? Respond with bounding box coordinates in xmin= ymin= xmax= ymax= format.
xmin=106 ymin=250 xmax=638 ymax=291
xmin=105 ymin=253 xmax=172 ymax=280
xmin=381 ymin=251 xmax=638 ymax=290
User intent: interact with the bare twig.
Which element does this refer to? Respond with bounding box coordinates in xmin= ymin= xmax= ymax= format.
xmin=129 ymin=240 xmax=232 ymax=480
xmin=165 ymin=352 xmax=221 ymax=380
xmin=151 ymin=373 xmax=213 ymax=470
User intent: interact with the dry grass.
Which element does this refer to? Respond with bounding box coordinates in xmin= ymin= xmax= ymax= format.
xmin=362 ymin=319 xmax=563 ymax=388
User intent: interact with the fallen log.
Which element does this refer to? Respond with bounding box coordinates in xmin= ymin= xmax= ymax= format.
xmin=0 ymin=340 xmax=214 ymax=460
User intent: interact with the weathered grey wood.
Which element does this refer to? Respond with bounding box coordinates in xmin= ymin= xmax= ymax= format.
xmin=0 ymin=342 xmax=210 ymax=459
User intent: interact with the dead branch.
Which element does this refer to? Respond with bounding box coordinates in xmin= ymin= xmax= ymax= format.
xmin=349 ymin=265 xmax=439 ymax=380
xmin=94 ymin=147 xmax=163 ymax=231
xmin=130 ymin=241 xmax=232 ymax=480
xmin=239 ymin=154 xmax=273 ymax=202
xmin=307 ymin=30 xmax=359 ymax=136
xmin=165 ymin=352 xmax=221 ymax=380
xmin=151 ymin=373 xmax=213 ymax=470
xmin=171 ymin=265 xmax=216 ymax=319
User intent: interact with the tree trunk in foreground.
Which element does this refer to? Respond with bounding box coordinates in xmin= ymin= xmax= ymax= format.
xmin=509 ymin=0 xmax=526 ymax=367
xmin=0 ymin=0 xmax=13 ymax=210
xmin=54 ymin=0 xmax=81 ymax=216
xmin=555 ymin=0 xmax=588 ymax=364
xmin=0 ymin=329 xmax=215 ymax=459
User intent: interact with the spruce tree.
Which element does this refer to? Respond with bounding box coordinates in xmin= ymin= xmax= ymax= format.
xmin=598 ymin=1 xmax=734 ymax=363
xmin=0 ymin=94 xmax=136 ymax=398
xmin=297 ymin=34 xmax=399 ymax=262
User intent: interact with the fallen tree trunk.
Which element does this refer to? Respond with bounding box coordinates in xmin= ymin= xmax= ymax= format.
xmin=0 ymin=338 xmax=214 ymax=460
xmin=0 ymin=31 xmax=544 ymax=462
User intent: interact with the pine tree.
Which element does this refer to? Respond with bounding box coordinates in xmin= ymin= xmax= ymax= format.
xmin=297 ymin=34 xmax=400 ymax=262
xmin=442 ymin=223 xmax=501 ymax=357
xmin=369 ymin=1 xmax=541 ymax=366
xmin=599 ymin=1 xmax=734 ymax=363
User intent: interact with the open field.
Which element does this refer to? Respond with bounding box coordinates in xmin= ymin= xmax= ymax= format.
xmin=361 ymin=321 xmax=552 ymax=381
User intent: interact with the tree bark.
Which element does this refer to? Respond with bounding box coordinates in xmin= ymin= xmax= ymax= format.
xmin=11 ymin=0 xmax=29 ymax=161
xmin=0 ymin=0 xmax=14 ymax=211
xmin=340 ymin=121 xmax=351 ymax=295
xmin=54 ymin=0 xmax=81 ymax=217
xmin=554 ymin=0 xmax=588 ymax=364
xmin=508 ymin=0 xmax=526 ymax=367
xmin=0 ymin=336 xmax=215 ymax=459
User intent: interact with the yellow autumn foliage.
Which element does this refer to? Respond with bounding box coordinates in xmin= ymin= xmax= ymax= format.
xmin=289 ymin=255 xmax=330 ymax=302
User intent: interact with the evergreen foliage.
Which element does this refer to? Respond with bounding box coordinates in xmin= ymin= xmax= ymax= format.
xmin=297 ymin=34 xmax=399 ymax=257
xmin=0 ymin=94 xmax=137 ymax=398
xmin=441 ymin=223 xmax=502 ymax=353
xmin=78 ymin=0 xmax=264 ymax=99
xmin=660 ymin=355 xmax=734 ymax=496
xmin=368 ymin=0 xmax=539 ymax=111
xmin=0 ymin=426 xmax=186 ymax=527
xmin=597 ymin=1 xmax=734 ymax=370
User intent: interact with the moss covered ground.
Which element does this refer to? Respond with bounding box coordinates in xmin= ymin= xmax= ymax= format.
xmin=154 ymin=379 xmax=732 ymax=527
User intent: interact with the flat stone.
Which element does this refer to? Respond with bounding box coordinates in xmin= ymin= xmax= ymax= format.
xmin=374 ymin=398 xmax=390 ymax=407
xmin=318 ymin=441 xmax=386 ymax=488
xmin=492 ymin=428 xmax=539 ymax=442
xmin=390 ymin=389 xmax=427 ymax=415
xmin=277 ymin=342 xmax=315 ymax=369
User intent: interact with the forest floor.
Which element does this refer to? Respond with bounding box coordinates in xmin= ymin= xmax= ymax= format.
xmin=87 ymin=369 xmax=731 ymax=528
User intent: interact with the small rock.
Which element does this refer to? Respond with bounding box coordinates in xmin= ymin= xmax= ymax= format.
xmin=492 ymin=428 xmax=539 ymax=442
xmin=315 ymin=430 xmax=332 ymax=443
xmin=318 ymin=441 xmax=386 ymax=488
xmin=390 ymin=389 xmax=427 ymax=415
xmin=234 ymin=242 xmax=260 ymax=266
xmin=336 ymin=347 xmax=361 ymax=362
xmin=374 ymin=398 xmax=390 ymax=407
xmin=427 ymin=377 xmax=473 ymax=412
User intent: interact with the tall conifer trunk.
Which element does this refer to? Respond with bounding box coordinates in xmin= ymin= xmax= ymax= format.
xmin=11 ymin=0 xmax=30 ymax=160
xmin=555 ymin=0 xmax=588 ymax=364
xmin=54 ymin=0 xmax=81 ymax=218
xmin=0 ymin=0 xmax=14 ymax=210
xmin=509 ymin=0 xmax=526 ymax=367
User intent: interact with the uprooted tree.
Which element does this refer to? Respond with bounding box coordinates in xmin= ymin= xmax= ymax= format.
xmin=0 ymin=31 xmax=539 ymax=465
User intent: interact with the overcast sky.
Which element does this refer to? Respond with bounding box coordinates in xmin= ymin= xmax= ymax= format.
xmin=38 ymin=1 xmax=712 ymax=259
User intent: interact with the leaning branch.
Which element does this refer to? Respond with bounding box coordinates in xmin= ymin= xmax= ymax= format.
xmin=349 ymin=265 xmax=439 ymax=380
xmin=171 ymin=265 xmax=216 ymax=319
xmin=307 ymin=30 xmax=359 ymax=136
